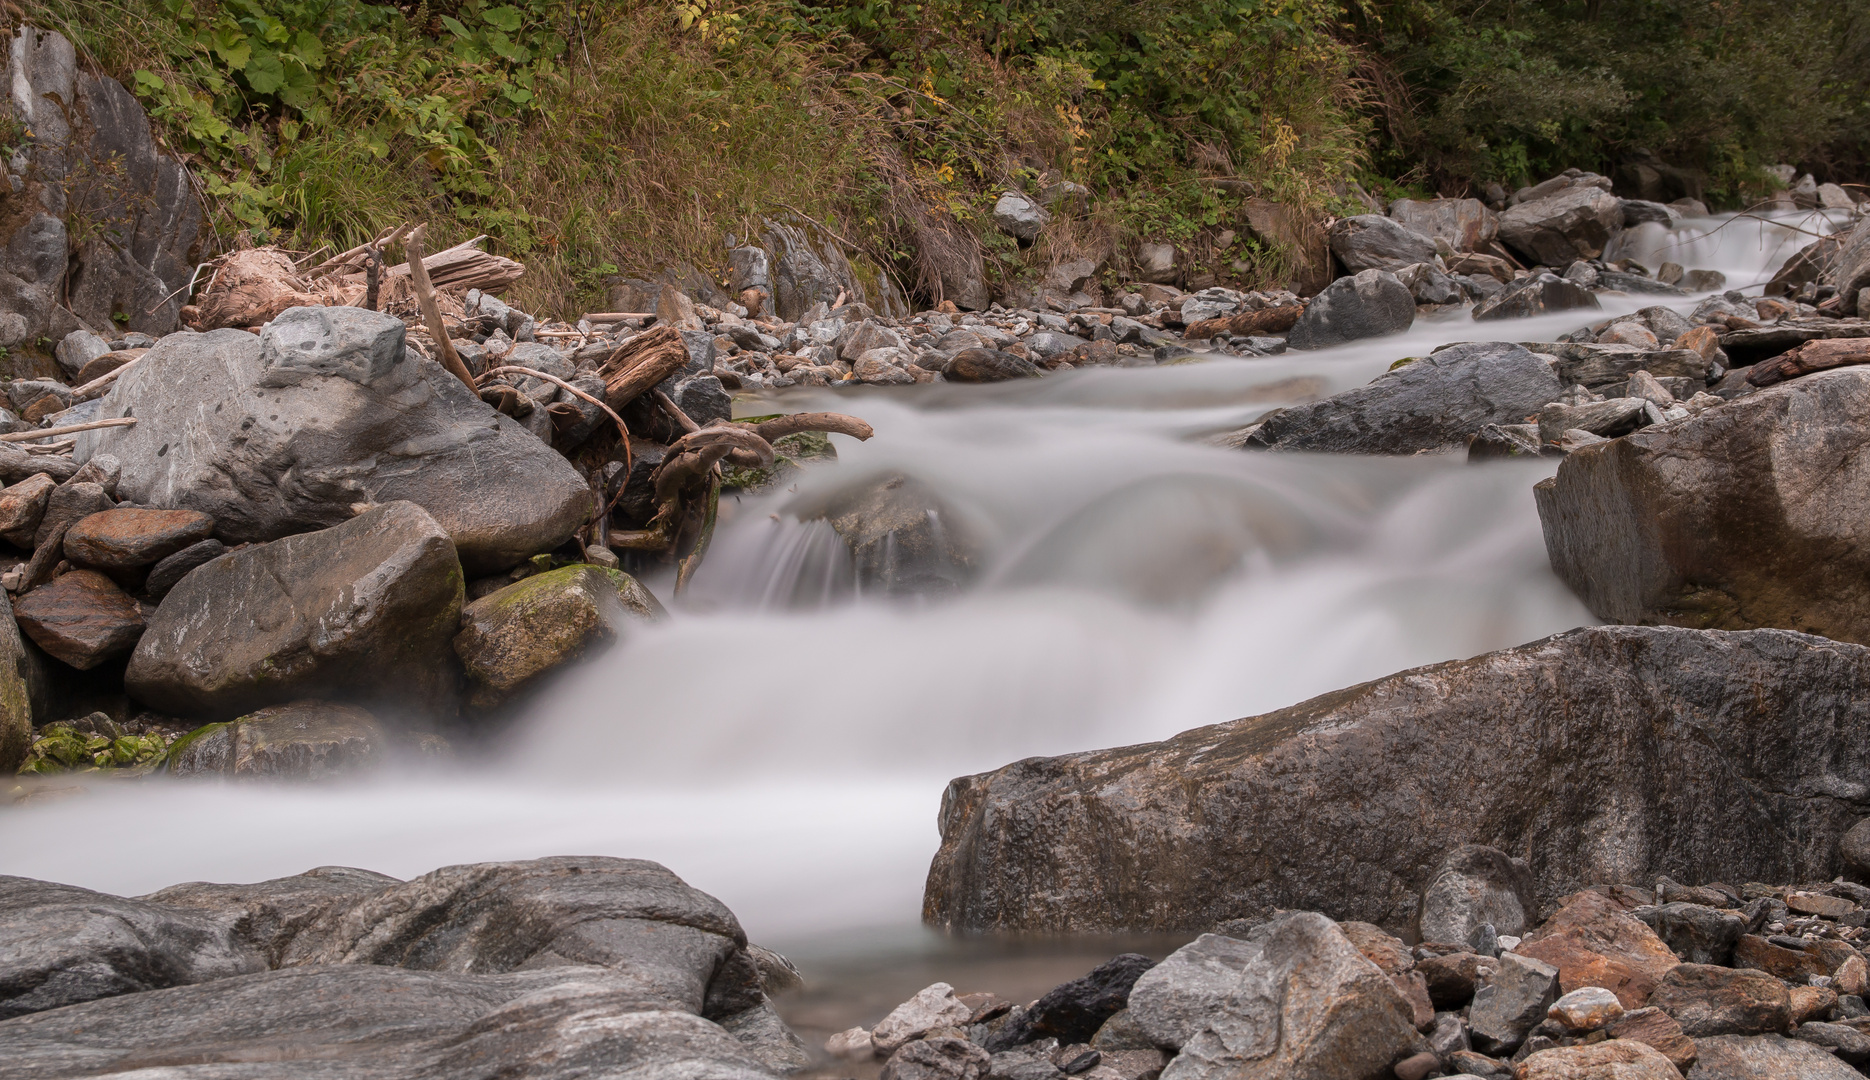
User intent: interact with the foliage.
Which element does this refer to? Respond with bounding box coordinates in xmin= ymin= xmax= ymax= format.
xmin=19 ymin=722 xmax=171 ymax=774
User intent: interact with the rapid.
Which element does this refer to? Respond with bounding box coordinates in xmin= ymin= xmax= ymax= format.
xmin=0 ymin=209 xmax=1835 ymax=1011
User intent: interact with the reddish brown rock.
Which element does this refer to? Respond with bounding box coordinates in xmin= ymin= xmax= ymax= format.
xmin=13 ymin=569 xmax=146 ymax=669
xmin=1789 ymin=984 xmax=1838 ymax=1024
xmin=64 ymin=508 xmax=216 ymax=571
xmin=1513 ymin=1039 xmax=1680 ymax=1079
xmin=73 ymin=348 xmax=143 ymax=386
xmin=1418 ymin=951 xmax=1494 ymax=1008
xmin=0 ymin=473 xmax=55 ymax=548
xmin=1786 ymin=892 xmax=1855 ymax=919
xmin=1735 ymin=935 xmax=1830 ymax=983
xmin=1648 ymin=963 xmax=1791 ymax=1037
xmin=1339 ymin=921 xmax=1412 ymax=976
xmin=1605 ymin=1006 xmax=1697 ymax=1071
xmin=1514 ymin=891 xmax=1681 ymax=1009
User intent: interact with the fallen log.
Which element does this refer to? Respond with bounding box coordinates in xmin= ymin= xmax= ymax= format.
xmin=1748 ymin=338 xmax=1870 ymax=386
xmin=405 ymin=226 xmax=479 ymax=395
xmin=1184 ymin=304 xmax=1304 ymax=339
xmin=597 ymin=327 xmax=691 ymax=408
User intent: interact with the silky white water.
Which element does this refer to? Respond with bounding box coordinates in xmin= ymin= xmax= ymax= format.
xmin=0 ymin=211 xmax=1834 ymax=964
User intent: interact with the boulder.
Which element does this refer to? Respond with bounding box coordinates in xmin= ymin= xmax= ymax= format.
xmin=165 ymin=701 xmax=388 ymax=781
xmin=794 ymin=473 xmax=977 ymax=596
xmin=12 ymin=569 xmax=144 ymax=669
xmin=1327 ymin=215 xmax=1439 ymax=273
xmin=0 ymin=473 xmax=55 ymax=547
xmin=34 ymin=481 xmax=115 ymax=550
xmin=143 ymin=538 xmax=225 ymax=600
xmin=1416 ymin=845 xmax=1538 ymax=945
xmin=1648 ymin=964 xmax=1790 ymax=1036
xmin=985 ymin=953 xmax=1155 ymax=1049
xmin=1534 ymin=367 xmax=1870 ymax=644
xmin=1548 ymin=986 xmax=1624 ymax=1031
xmin=73 ymin=308 xmax=590 ymax=574
xmin=1388 ymin=198 xmax=1497 ymax=252
xmin=1472 ymin=273 xmax=1602 ymax=320
xmin=945 ymin=347 xmax=1043 ymax=382
xmin=125 ymin=501 xmax=464 ymax=720
xmin=0 ymin=857 xmax=794 ymax=1078
xmin=1127 ymin=934 xmax=1265 ymax=1050
xmin=1416 ymin=951 xmax=1495 ymax=1008
xmin=63 ymin=507 xmax=215 ymax=571
xmin=1498 ymin=187 xmax=1626 ymax=266
xmin=923 ymin=626 xmax=1870 ymax=932
xmin=883 ymin=1036 xmax=992 ymax=1080
xmin=1514 ymin=891 xmax=1681 ymax=1008
xmin=453 ymin=565 xmax=662 ymax=708
xmin=1831 ymin=215 xmax=1870 ymax=316
xmin=1843 ymin=819 xmax=1870 ymax=881
xmin=1245 ymin=342 xmax=1562 ymax=454
xmin=1285 ymin=269 xmax=1414 ymax=350
xmin=1516 ymin=1040 xmax=1681 ymax=1080
xmin=1619 ymin=200 xmax=1680 ymax=227
xmin=1156 ymin=913 xmax=1423 ymax=1080
xmin=993 ymin=192 xmax=1051 ymax=243
xmin=872 ymin=982 xmax=972 ymax=1054
xmin=1394 ymin=261 xmax=1465 ymax=305
xmin=1688 ymin=1033 xmax=1862 ymax=1079
xmin=1607 ymin=1006 xmax=1697 ymax=1070
xmin=1635 ymin=902 xmax=1745 ymax=966
xmin=1469 ymin=952 xmax=1561 ymax=1054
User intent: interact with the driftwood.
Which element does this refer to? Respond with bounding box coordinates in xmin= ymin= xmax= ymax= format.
xmin=481 ymin=365 xmax=632 ymax=451
xmin=406 ymin=226 xmax=478 ymax=395
xmin=0 ymin=417 xmax=136 ymax=442
xmin=1748 ymin=338 xmax=1870 ymax=386
xmin=597 ymin=327 xmax=692 ymax=408
xmin=72 ymin=354 xmax=148 ymax=402
xmin=751 ymin=412 xmax=875 ymax=442
xmin=1184 ymin=305 xmax=1304 ymax=339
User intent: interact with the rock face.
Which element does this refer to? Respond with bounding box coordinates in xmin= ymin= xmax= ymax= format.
xmin=72 ymin=307 xmax=590 ymax=574
xmin=126 ymin=501 xmax=465 ymax=720
xmin=1245 ymin=342 xmax=1562 ymax=454
xmin=923 ymin=626 xmax=1870 ymax=933
xmin=1498 ymin=186 xmax=1625 ymax=266
xmin=0 ymin=28 xmax=207 ymax=357
xmin=453 ymin=565 xmax=663 ymax=708
xmin=1157 ymin=913 xmax=1423 ymax=1080
xmin=165 ymin=701 xmax=388 ymax=780
xmin=1534 ymin=367 xmax=1870 ymax=645
xmin=0 ymin=857 xmax=797 ymax=1079
xmin=1829 ymin=214 xmax=1870 ymax=316
xmin=1327 ymin=215 xmax=1439 ymax=273
xmin=1285 ymin=269 xmax=1415 ymax=350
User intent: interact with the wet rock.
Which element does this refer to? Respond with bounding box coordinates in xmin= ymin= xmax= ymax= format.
xmin=1285 ymin=269 xmax=1414 ymax=349
xmin=1127 ymin=934 xmax=1263 ymax=1050
xmin=1649 ymin=964 xmax=1790 ymax=1036
xmin=945 ymin=347 xmax=1044 ymax=382
xmin=1498 ymin=187 xmax=1626 ymax=266
xmin=1395 ymin=261 xmax=1465 ymax=305
xmin=0 ymin=473 xmax=55 ymax=547
xmin=74 ymin=308 xmax=590 ymax=574
xmin=1619 ymin=199 xmax=1680 ymax=227
xmin=1156 ymin=913 xmax=1423 ymax=1080
xmin=884 ymin=1035 xmax=992 ymax=1080
xmin=1534 ymin=368 xmax=1870 ymax=644
xmin=1472 ymin=273 xmax=1602 ymax=320
xmin=800 ymin=473 xmax=976 ymax=596
xmin=12 ymin=569 xmax=144 ymax=669
xmin=143 ymin=538 xmax=225 ymax=600
xmin=1533 ymin=342 xmax=1709 ymax=388
xmin=165 ymin=701 xmax=388 ymax=780
xmin=1517 ymin=1039 xmax=1680 ymax=1079
xmin=924 ymin=626 xmax=1870 ymax=932
xmin=453 ymin=565 xmax=662 ymax=708
xmin=873 ymin=983 xmax=974 ymax=1054
xmin=1635 ymin=902 xmax=1745 ymax=966
xmin=1416 ymin=845 xmax=1538 ymax=945
xmin=1469 ymin=952 xmax=1560 ymax=1054
xmin=1246 ymin=341 xmax=1561 ymax=454
xmin=1689 ymin=1033 xmax=1862 ymax=1078
xmin=126 ymin=501 xmax=464 ymax=720
xmin=1326 ymin=215 xmax=1439 ymax=273
xmin=1388 ymin=198 xmax=1498 ymax=252
xmin=63 ymin=507 xmax=215 ymax=571
xmin=855 ymin=349 xmax=918 ymax=385
xmin=988 ymin=954 xmax=1156 ymax=1050
xmin=1606 ymin=1006 xmax=1697 ymax=1070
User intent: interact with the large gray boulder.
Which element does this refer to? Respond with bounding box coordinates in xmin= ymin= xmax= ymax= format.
xmin=1127 ymin=933 xmax=1265 ymax=1050
xmin=923 ymin=626 xmax=1870 ymax=933
xmin=1388 ymin=198 xmax=1498 ymax=252
xmin=1415 ymin=844 xmax=1538 ymax=945
xmin=1327 ymin=215 xmax=1439 ymax=273
xmin=125 ymin=501 xmax=465 ymax=720
xmin=1498 ymin=186 xmax=1625 ymax=266
xmin=1828 ymin=213 xmax=1870 ymax=315
xmin=1286 ymin=269 xmax=1414 ymax=349
xmin=0 ymin=28 xmax=207 ymax=362
xmin=1472 ymin=272 xmax=1602 ymax=320
xmin=0 ymin=857 xmax=797 ymax=1078
xmin=1157 ymin=913 xmax=1424 ymax=1080
xmin=73 ymin=307 xmax=590 ymax=573
xmin=1535 ymin=367 xmax=1870 ymax=645
xmin=1244 ymin=341 xmax=1562 ymax=454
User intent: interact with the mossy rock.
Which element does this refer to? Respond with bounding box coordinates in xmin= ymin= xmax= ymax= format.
xmin=164 ymin=701 xmax=387 ymax=781
xmin=721 ymin=431 xmax=838 ymax=494
xmin=452 ymin=565 xmax=664 ymax=708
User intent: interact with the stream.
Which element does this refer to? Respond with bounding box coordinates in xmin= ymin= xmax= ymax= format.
xmin=0 ymin=208 xmax=1836 ymax=1046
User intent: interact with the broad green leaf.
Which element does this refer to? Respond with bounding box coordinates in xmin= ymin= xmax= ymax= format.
xmin=244 ymin=50 xmax=285 ymax=94
xmin=439 ymin=15 xmax=471 ymax=39
xmin=483 ymin=5 xmax=523 ymax=33
xmin=211 ymin=25 xmax=251 ymax=70
xmin=293 ymin=30 xmax=325 ymax=69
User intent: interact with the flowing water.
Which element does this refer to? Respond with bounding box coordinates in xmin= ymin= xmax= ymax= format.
xmin=0 ymin=209 xmax=1842 ymax=1038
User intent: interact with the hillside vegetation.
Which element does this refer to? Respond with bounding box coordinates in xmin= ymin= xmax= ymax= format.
xmin=25 ymin=0 xmax=1870 ymax=315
